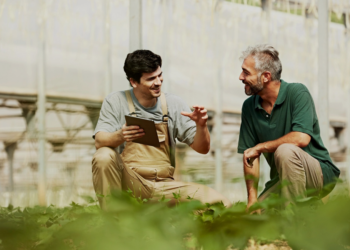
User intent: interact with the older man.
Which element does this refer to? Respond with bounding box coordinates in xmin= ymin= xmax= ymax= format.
xmin=237 ymin=44 xmax=340 ymax=210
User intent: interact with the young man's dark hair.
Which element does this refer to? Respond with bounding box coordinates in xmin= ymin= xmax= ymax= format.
xmin=123 ymin=50 xmax=162 ymax=85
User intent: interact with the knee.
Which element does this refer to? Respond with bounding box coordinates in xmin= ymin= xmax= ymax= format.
xmin=275 ymin=144 xmax=299 ymax=160
xmin=274 ymin=143 xmax=301 ymax=169
xmin=92 ymin=147 xmax=120 ymax=171
xmin=275 ymin=144 xmax=299 ymax=164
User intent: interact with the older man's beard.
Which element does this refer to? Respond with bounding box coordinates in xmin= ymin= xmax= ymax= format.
xmin=245 ymin=77 xmax=263 ymax=96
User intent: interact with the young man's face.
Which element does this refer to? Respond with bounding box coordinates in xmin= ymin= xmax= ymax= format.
xmin=132 ymin=66 xmax=163 ymax=98
xmin=239 ymin=56 xmax=263 ymax=96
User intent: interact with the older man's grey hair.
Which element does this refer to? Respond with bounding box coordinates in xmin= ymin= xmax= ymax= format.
xmin=240 ymin=45 xmax=282 ymax=81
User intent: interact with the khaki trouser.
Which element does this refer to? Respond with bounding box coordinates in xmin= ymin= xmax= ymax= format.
xmin=258 ymin=143 xmax=323 ymax=206
xmin=92 ymin=147 xmax=231 ymax=209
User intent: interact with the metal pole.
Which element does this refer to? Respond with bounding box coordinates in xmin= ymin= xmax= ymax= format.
xmin=261 ymin=0 xmax=272 ymax=18
xmin=214 ymin=89 xmax=223 ymax=192
xmin=214 ymin=79 xmax=223 ymax=192
xmin=261 ymin=0 xmax=271 ymax=45
xmin=104 ymin=0 xmax=112 ymax=96
xmin=346 ymin=28 xmax=350 ymax=193
xmin=37 ymin=0 xmax=47 ymax=206
xmin=161 ymin=0 xmax=171 ymax=94
xmin=343 ymin=16 xmax=350 ymax=193
xmin=347 ymin=86 xmax=350 ymax=193
xmin=214 ymin=10 xmax=223 ymax=193
xmin=342 ymin=10 xmax=350 ymax=196
xmin=4 ymin=142 xmax=17 ymax=196
xmin=129 ymin=0 xmax=142 ymax=52
xmin=318 ymin=0 xmax=329 ymax=149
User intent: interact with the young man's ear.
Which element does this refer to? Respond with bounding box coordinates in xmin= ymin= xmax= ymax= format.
xmin=129 ymin=78 xmax=138 ymax=88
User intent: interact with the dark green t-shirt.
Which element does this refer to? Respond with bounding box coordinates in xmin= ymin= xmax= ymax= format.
xmin=237 ymin=80 xmax=340 ymax=196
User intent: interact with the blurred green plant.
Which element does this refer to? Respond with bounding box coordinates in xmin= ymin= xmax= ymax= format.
xmin=0 ymin=186 xmax=349 ymax=250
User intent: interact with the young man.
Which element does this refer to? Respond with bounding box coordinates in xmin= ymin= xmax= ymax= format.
xmin=92 ymin=50 xmax=230 ymax=209
xmin=237 ymin=45 xmax=340 ymax=210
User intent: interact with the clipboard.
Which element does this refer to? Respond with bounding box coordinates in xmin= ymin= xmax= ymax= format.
xmin=125 ymin=115 xmax=160 ymax=147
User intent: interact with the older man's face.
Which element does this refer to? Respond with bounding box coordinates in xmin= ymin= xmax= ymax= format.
xmin=238 ymin=56 xmax=263 ymax=96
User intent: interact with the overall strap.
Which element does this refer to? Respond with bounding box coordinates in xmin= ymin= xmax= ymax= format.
xmin=125 ymin=90 xmax=136 ymax=116
xmin=160 ymin=92 xmax=168 ymax=121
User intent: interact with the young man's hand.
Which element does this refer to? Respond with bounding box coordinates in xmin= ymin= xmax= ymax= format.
xmin=181 ymin=105 xmax=208 ymax=127
xmin=121 ymin=124 xmax=145 ymax=142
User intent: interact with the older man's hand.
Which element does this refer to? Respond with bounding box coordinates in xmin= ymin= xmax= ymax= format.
xmin=243 ymin=147 xmax=261 ymax=168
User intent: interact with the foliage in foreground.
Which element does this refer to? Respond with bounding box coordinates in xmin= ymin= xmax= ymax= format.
xmin=0 ymin=190 xmax=350 ymax=250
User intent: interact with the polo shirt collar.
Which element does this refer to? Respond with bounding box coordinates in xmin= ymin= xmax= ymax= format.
xmin=254 ymin=95 xmax=262 ymax=110
xmin=275 ymin=79 xmax=287 ymax=105
xmin=254 ymin=79 xmax=287 ymax=109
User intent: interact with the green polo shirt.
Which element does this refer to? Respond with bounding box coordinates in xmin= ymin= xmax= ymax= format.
xmin=237 ymin=80 xmax=340 ymax=196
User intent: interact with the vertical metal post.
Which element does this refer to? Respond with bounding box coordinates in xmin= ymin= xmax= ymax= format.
xmin=347 ymin=86 xmax=350 ymax=193
xmin=344 ymin=11 xmax=350 ymax=195
xmin=37 ymin=0 xmax=47 ymax=206
xmin=260 ymin=0 xmax=271 ymax=183
xmin=104 ymin=0 xmax=112 ymax=96
xmin=214 ymin=10 xmax=223 ymax=193
xmin=129 ymin=0 xmax=142 ymax=52
xmin=214 ymin=79 xmax=223 ymax=192
xmin=261 ymin=0 xmax=271 ymax=44
xmin=4 ymin=142 xmax=17 ymax=197
xmin=161 ymin=1 xmax=171 ymax=93
xmin=318 ymin=0 xmax=329 ymax=149
xmin=261 ymin=0 xmax=272 ymax=17
xmin=346 ymin=28 xmax=350 ymax=193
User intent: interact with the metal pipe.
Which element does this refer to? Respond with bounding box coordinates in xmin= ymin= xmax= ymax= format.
xmin=318 ymin=0 xmax=329 ymax=149
xmin=37 ymin=0 xmax=47 ymax=206
xmin=214 ymin=10 xmax=223 ymax=193
xmin=161 ymin=0 xmax=171 ymax=94
xmin=343 ymin=17 xmax=350 ymax=193
xmin=129 ymin=0 xmax=142 ymax=52
xmin=346 ymin=28 xmax=350 ymax=193
xmin=347 ymin=86 xmax=350 ymax=193
xmin=4 ymin=142 xmax=17 ymax=195
xmin=104 ymin=0 xmax=112 ymax=96
xmin=261 ymin=0 xmax=271 ymax=44
xmin=261 ymin=0 xmax=272 ymax=18
xmin=214 ymin=87 xmax=223 ymax=192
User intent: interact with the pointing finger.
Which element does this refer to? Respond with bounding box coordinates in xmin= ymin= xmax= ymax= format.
xmin=181 ymin=111 xmax=191 ymax=117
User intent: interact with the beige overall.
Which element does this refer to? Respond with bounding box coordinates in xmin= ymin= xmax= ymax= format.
xmin=92 ymin=91 xmax=231 ymax=209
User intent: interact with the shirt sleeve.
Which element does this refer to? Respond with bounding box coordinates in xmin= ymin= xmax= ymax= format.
xmin=93 ymin=97 xmax=121 ymax=139
xmin=237 ymin=103 xmax=259 ymax=154
xmin=291 ymin=91 xmax=314 ymax=135
xmin=174 ymin=98 xmax=196 ymax=146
